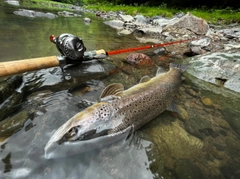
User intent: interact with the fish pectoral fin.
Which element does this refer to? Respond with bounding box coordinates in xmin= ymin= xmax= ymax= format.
xmin=156 ymin=67 xmax=167 ymax=76
xmin=100 ymin=83 xmax=124 ymax=99
xmin=139 ymin=75 xmax=151 ymax=83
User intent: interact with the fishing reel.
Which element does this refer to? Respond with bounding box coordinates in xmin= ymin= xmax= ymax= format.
xmin=50 ymin=33 xmax=86 ymax=61
xmin=50 ymin=33 xmax=107 ymax=66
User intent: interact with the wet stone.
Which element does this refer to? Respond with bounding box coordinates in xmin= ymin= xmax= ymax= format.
xmin=185 ymin=88 xmax=198 ymax=97
xmin=175 ymin=159 xmax=203 ymax=179
xmin=0 ymin=110 xmax=31 ymax=138
xmin=161 ymin=169 xmax=177 ymax=179
xmin=184 ymin=116 xmax=214 ymax=140
xmin=177 ymin=105 xmax=189 ymax=121
xmin=125 ymin=53 xmax=155 ymax=66
xmin=187 ymin=52 xmax=240 ymax=93
xmin=14 ymin=9 xmax=57 ymax=19
xmin=219 ymin=129 xmax=227 ymax=136
xmin=0 ymin=92 xmax=23 ymax=121
xmin=222 ymin=110 xmax=240 ymax=136
xmin=0 ymin=75 xmax=23 ymax=103
xmin=221 ymin=162 xmax=240 ymax=179
xmin=201 ymin=97 xmax=213 ymax=107
xmin=213 ymin=143 xmax=226 ymax=152
xmin=142 ymin=119 xmax=204 ymax=169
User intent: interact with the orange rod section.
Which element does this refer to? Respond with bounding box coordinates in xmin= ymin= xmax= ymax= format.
xmin=107 ymin=38 xmax=196 ymax=56
xmin=0 ymin=56 xmax=60 ymax=77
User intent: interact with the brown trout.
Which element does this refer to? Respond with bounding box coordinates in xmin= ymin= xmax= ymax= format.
xmin=44 ymin=63 xmax=187 ymax=158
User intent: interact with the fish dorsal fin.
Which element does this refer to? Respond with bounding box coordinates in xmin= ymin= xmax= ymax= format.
xmin=156 ymin=67 xmax=166 ymax=76
xmin=100 ymin=83 xmax=124 ymax=99
xmin=139 ymin=75 xmax=151 ymax=83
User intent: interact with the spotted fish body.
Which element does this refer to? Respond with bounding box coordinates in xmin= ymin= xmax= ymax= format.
xmin=45 ymin=64 xmax=185 ymax=158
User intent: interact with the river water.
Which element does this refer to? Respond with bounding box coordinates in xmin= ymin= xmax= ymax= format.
xmin=0 ymin=2 xmax=240 ymax=179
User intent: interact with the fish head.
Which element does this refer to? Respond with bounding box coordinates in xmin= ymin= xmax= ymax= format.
xmin=44 ymin=101 xmax=131 ymax=159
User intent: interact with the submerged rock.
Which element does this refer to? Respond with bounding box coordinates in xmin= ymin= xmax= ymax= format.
xmin=187 ymin=52 xmax=240 ymax=93
xmin=0 ymin=110 xmax=32 ymax=139
xmin=0 ymin=75 xmax=23 ymax=121
xmin=57 ymin=11 xmax=81 ymax=17
xmin=14 ymin=9 xmax=57 ymax=19
xmin=142 ymin=119 xmax=204 ymax=168
xmin=125 ymin=53 xmax=155 ymax=66
xmin=0 ymin=92 xmax=23 ymax=121
xmin=0 ymin=75 xmax=22 ymax=103
xmin=175 ymin=159 xmax=204 ymax=179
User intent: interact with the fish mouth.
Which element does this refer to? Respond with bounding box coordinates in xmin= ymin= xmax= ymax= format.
xmin=44 ymin=125 xmax=133 ymax=159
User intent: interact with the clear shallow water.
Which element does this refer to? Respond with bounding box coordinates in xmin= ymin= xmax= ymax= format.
xmin=0 ymin=3 xmax=141 ymax=62
xmin=0 ymin=3 xmax=161 ymax=179
xmin=0 ymin=2 xmax=240 ymax=179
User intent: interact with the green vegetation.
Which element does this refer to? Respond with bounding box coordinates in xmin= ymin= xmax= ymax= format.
xmin=85 ymin=3 xmax=240 ymax=24
xmin=21 ymin=0 xmax=74 ymax=11
xmin=20 ymin=0 xmax=240 ymax=24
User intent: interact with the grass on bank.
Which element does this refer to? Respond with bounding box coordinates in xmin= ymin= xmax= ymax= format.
xmin=21 ymin=0 xmax=73 ymax=11
xmin=85 ymin=3 xmax=240 ymax=24
xmin=20 ymin=0 xmax=240 ymax=24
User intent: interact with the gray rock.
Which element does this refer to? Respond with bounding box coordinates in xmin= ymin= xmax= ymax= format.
xmin=5 ymin=0 xmax=19 ymax=6
xmin=83 ymin=17 xmax=91 ymax=23
xmin=133 ymin=27 xmax=162 ymax=43
xmin=190 ymin=37 xmax=211 ymax=47
xmin=190 ymin=46 xmax=204 ymax=55
xmin=222 ymin=28 xmax=240 ymax=39
xmin=173 ymin=12 xmax=185 ymax=18
xmin=104 ymin=20 xmax=124 ymax=29
xmin=14 ymin=9 xmax=57 ymax=19
xmin=187 ymin=52 xmax=240 ymax=93
xmin=118 ymin=14 xmax=134 ymax=22
xmin=153 ymin=17 xmax=179 ymax=27
xmin=134 ymin=15 xmax=148 ymax=25
xmin=57 ymin=11 xmax=81 ymax=17
xmin=163 ymin=12 xmax=209 ymax=35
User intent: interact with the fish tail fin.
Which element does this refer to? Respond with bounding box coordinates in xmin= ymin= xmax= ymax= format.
xmin=170 ymin=63 xmax=189 ymax=73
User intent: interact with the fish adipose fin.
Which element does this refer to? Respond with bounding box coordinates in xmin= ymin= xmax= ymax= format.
xmin=170 ymin=63 xmax=189 ymax=73
xmin=100 ymin=83 xmax=124 ymax=99
xmin=139 ymin=75 xmax=151 ymax=83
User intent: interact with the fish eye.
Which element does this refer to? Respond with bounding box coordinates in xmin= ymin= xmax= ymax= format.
xmin=66 ymin=127 xmax=77 ymax=137
xmin=65 ymin=126 xmax=80 ymax=141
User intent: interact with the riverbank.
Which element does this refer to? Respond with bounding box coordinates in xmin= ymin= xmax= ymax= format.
xmin=18 ymin=0 xmax=240 ymax=24
xmin=85 ymin=4 xmax=240 ymax=24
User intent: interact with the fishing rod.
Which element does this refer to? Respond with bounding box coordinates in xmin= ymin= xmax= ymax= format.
xmin=0 ymin=33 xmax=196 ymax=77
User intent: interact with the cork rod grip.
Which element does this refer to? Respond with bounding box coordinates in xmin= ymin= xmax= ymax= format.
xmin=0 ymin=56 xmax=60 ymax=77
